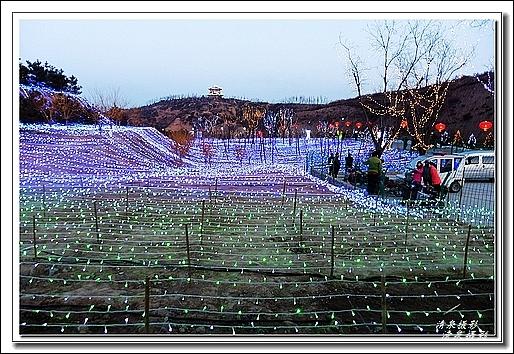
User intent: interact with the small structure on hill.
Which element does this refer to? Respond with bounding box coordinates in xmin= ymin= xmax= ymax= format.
xmin=208 ymin=85 xmax=223 ymax=97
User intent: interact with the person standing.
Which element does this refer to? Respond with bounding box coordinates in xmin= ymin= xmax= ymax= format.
xmin=328 ymin=153 xmax=335 ymax=178
xmin=409 ymin=161 xmax=424 ymax=201
xmin=423 ymin=161 xmax=442 ymax=199
xmin=345 ymin=152 xmax=353 ymax=173
xmin=365 ymin=151 xmax=382 ymax=195
xmin=333 ymin=153 xmax=341 ymax=178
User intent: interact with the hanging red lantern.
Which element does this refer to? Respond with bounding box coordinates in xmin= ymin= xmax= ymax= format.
xmin=344 ymin=121 xmax=352 ymax=127
xmin=400 ymin=119 xmax=408 ymax=129
xmin=355 ymin=122 xmax=363 ymax=129
xmin=479 ymin=120 xmax=493 ymax=132
xmin=434 ymin=122 xmax=446 ymax=133
xmin=334 ymin=121 xmax=340 ymax=128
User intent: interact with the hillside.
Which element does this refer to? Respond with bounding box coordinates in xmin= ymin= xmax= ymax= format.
xmin=19 ymin=124 xmax=184 ymax=186
xmin=124 ymin=72 xmax=494 ymax=141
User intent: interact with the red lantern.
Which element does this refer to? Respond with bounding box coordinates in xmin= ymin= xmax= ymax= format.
xmin=434 ymin=122 xmax=446 ymax=133
xmin=344 ymin=121 xmax=352 ymax=127
xmin=355 ymin=122 xmax=363 ymax=129
xmin=400 ymin=120 xmax=408 ymax=129
xmin=479 ymin=120 xmax=493 ymax=132
xmin=334 ymin=121 xmax=340 ymax=128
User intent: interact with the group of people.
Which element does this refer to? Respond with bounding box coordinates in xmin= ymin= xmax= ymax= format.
xmin=326 ymin=149 xmax=443 ymax=202
xmin=405 ymin=160 xmax=442 ymax=201
xmin=327 ymin=152 xmax=354 ymax=179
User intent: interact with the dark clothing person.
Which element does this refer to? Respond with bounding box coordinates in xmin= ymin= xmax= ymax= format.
xmin=422 ymin=162 xmax=432 ymax=186
xmin=345 ymin=153 xmax=353 ymax=172
xmin=367 ymin=171 xmax=379 ymax=195
xmin=333 ymin=153 xmax=341 ymax=178
xmin=365 ymin=152 xmax=382 ymax=195
xmin=328 ymin=153 xmax=334 ymax=178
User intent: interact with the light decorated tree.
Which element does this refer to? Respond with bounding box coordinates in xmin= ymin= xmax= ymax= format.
xmin=242 ymin=104 xmax=266 ymax=142
xmin=401 ymin=22 xmax=469 ymax=153
xmin=476 ymin=70 xmax=494 ymax=94
xmin=340 ymin=21 xmax=411 ymax=156
xmin=277 ymin=107 xmax=294 ymax=142
xmin=263 ymin=110 xmax=278 ymax=137
xmin=453 ymin=130 xmax=463 ymax=147
xmin=341 ymin=20 xmax=471 ymax=155
xmin=202 ymin=141 xmax=214 ymax=166
xmin=483 ymin=131 xmax=494 ymax=148
xmin=234 ymin=145 xmax=247 ymax=166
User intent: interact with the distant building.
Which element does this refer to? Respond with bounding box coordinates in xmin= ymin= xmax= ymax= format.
xmin=208 ymin=85 xmax=223 ymax=97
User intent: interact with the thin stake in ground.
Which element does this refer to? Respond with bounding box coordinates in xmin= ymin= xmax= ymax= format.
xmin=144 ymin=276 xmax=150 ymax=333
xmin=32 ymin=214 xmax=37 ymax=260
xmin=463 ymin=224 xmax=472 ymax=278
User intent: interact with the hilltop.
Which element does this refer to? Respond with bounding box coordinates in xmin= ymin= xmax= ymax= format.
xmin=123 ymin=72 xmax=494 ymax=141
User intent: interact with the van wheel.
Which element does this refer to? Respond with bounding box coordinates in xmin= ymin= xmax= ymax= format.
xmin=449 ymin=181 xmax=461 ymax=193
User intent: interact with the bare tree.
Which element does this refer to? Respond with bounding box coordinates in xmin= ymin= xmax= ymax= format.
xmin=340 ymin=20 xmax=470 ymax=155
xmin=476 ymin=70 xmax=494 ymax=94
xmin=263 ymin=110 xmax=278 ymax=137
xmin=89 ymin=87 xmax=130 ymax=125
xmin=242 ymin=104 xmax=266 ymax=141
xmin=52 ymin=93 xmax=82 ymax=125
xmin=400 ymin=22 xmax=470 ymax=153
xmin=277 ymin=108 xmax=294 ymax=142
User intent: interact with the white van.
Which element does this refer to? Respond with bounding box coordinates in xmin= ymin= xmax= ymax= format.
xmin=401 ymin=154 xmax=464 ymax=192
xmin=457 ymin=151 xmax=495 ymax=181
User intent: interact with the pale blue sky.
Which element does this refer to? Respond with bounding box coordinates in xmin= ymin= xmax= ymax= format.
xmin=19 ymin=19 xmax=495 ymax=107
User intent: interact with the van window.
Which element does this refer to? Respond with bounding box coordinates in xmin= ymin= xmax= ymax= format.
xmin=482 ymin=156 xmax=494 ymax=164
xmin=454 ymin=157 xmax=462 ymax=170
xmin=466 ymin=156 xmax=479 ymax=165
xmin=440 ymin=159 xmax=453 ymax=173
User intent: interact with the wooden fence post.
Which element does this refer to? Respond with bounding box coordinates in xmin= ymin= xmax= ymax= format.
xmin=125 ymin=186 xmax=129 ymax=219
xmin=330 ymin=225 xmax=335 ymax=278
xmin=94 ymin=200 xmax=100 ymax=243
xmin=299 ymin=210 xmax=303 ymax=244
xmin=32 ymin=215 xmax=37 ymax=260
xmin=381 ymin=274 xmax=387 ymax=334
xmin=214 ymin=178 xmax=218 ymax=206
xmin=200 ymin=200 xmax=205 ymax=245
xmin=42 ymin=185 xmax=46 ymax=218
xmin=293 ymin=189 xmax=298 ymax=216
xmin=185 ymin=224 xmax=191 ymax=276
xmin=281 ymin=180 xmax=287 ymax=206
xmin=145 ymin=277 xmax=150 ymax=333
xmin=373 ymin=193 xmax=379 ymax=226
xmin=404 ymin=199 xmax=410 ymax=245
xmin=458 ymin=165 xmax=466 ymax=222
xmin=462 ymin=224 xmax=472 ymax=278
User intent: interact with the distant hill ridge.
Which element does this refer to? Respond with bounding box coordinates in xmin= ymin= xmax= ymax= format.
xmin=124 ymin=72 xmax=493 ymax=140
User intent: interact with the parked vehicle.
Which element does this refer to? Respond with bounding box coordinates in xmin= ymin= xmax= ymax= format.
xmin=456 ymin=151 xmax=495 ymax=181
xmin=399 ymin=154 xmax=464 ymax=193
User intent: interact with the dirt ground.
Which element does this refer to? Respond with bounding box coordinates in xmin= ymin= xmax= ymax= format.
xmin=19 ymin=185 xmax=495 ymax=336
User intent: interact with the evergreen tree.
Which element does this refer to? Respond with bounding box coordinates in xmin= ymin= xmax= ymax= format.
xmin=19 ymin=59 xmax=82 ymax=94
